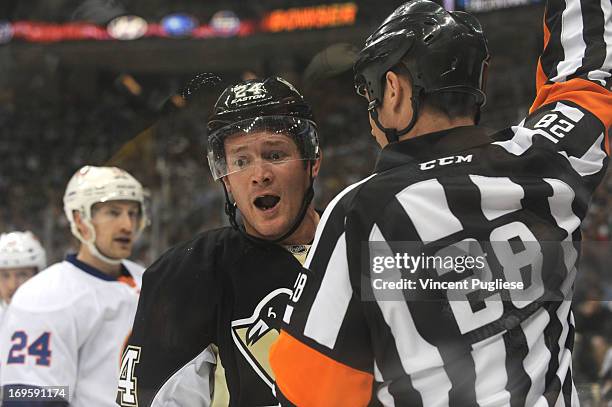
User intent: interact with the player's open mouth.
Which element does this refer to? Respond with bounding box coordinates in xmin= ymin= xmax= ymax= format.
xmin=254 ymin=195 xmax=280 ymax=211
xmin=114 ymin=237 xmax=131 ymax=244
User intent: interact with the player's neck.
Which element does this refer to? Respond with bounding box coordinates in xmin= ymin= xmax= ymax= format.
xmin=399 ymin=109 xmax=474 ymax=142
xmin=77 ymin=246 xmax=122 ymax=277
xmin=281 ymin=206 xmax=320 ymax=245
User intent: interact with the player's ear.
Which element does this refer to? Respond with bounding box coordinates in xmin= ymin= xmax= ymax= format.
xmin=311 ymin=149 xmax=322 ymax=178
xmin=73 ymin=211 xmax=92 ymax=240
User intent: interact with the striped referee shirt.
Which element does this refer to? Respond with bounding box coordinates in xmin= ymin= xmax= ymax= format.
xmin=270 ymin=0 xmax=611 ymax=405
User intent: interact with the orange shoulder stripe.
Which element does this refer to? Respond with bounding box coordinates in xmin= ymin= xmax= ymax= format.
xmin=270 ymin=331 xmax=374 ymax=406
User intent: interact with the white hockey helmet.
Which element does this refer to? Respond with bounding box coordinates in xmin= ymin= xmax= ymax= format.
xmin=63 ymin=166 xmax=147 ymax=265
xmin=0 ymin=231 xmax=47 ymax=272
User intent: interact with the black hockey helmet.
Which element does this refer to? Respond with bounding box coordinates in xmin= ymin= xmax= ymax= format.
xmin=207 ymin=76 xmax=319 ymax=180
xmin=354 ymin=0 xmax=490 ymax=143
xmin=206 ymin=76 xmax=320 ymax=243
xmin=207 ymin=76 xmax=315 ymax=132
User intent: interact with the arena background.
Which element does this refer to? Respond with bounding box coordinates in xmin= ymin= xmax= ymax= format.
xmin=0 ymin=0 xmax=610 ymax=403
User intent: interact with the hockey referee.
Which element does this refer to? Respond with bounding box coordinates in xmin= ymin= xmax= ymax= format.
xmin=271 ymin=0 xmax=611 ymax=405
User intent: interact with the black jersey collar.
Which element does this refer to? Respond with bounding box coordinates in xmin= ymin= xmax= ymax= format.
xmin=66 ymin=254 xmax=130 ymax=281
xmin=375 ymin=126 xmax=493 ymax=173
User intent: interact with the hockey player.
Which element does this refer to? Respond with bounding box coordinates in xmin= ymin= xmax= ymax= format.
xmin=0 ymin=166 xmax=148 ymax=406
xmin=118 ymin=76 xmax=321 ymax=406
xmin=0 ymin=231 xmax=46 ymax=321
xmin=0 ymin=231 xmax=46 ymax=305
xmin=271 ymin=0 xmax=611 ymax=405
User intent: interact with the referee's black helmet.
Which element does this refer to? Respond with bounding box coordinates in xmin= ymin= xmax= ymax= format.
xmin=354 ymin=0 xmax=490 ymax=141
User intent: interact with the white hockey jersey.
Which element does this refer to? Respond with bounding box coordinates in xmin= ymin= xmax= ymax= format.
xmin=0 ymin=254 xmax=143 ymax=406
xmin=0 ymin=301 xmax=7 ymax=326
xmin=0 ymin=300 xmax=6 ymax=380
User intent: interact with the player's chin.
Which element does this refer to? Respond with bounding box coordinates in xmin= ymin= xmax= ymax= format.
xmin=254 ymin=217 xmax=291 ymax=240
xmin=111 ymin=245 xmax=133 ymax=259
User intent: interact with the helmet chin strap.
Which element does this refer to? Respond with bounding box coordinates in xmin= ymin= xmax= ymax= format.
xmin=222 ymin=183 xmax=240 ymax=231
xmin=79 ymin=219 xmax=123 ymax=266
xmin=368 ymin=92 xmax=420 ymax=145
xmin=270 ymin=166 xmax=315 ymax=244
xmin=221 ymin=164 xmax=316 ymax=245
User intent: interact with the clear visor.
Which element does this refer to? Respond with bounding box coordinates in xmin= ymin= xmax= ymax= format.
xmin=207 ymin=115 xmax=319 ymax=180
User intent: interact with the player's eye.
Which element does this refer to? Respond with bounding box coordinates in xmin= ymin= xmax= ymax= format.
xmin=265 ymin=151 xmax=288 ymax=162
xmin=128 ymin=210 xmax=141 ymax=220
xmin=232 ymin=156 xmax=249 ymax=169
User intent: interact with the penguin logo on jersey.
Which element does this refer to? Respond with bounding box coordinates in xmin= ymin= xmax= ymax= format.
xmin=230 ymin=288 xmax=291 ymax=390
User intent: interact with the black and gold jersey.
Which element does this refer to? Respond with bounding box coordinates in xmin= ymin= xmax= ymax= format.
xmin=117 ymin=227 xmax=308 ymax=406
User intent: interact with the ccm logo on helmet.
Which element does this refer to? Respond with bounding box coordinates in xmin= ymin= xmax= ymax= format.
xmin=419 ymin=154 xmax=473 ymax=170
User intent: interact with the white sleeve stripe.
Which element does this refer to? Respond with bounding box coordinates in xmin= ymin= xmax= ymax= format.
xmin=552 ymin=0 xmax=612 ymax=85
xmin=469 ymin=176 xmax=524 ymax=221
xmin=376 ymin=383 xmax=396 ymax=407
xmin=553 ymin=301 xmax=574 ymax=401
xmin=586 ymin=70 xmax=611 ymax=85
xmin=552 ymin=0 xmax=586 ymax=83
xmin=304 ymin=173 xmax=376 ymax=268
xmin=471 ymin=335 xmax=511 ymax=406
xmin=521 ymin=310 xmax=551 ymax=406
xmin=556 ymin=302 xmax=572 ymax=366
xmin=395 ymin=179 xmax=463 ymax=242
xmin=570 ymin=377 xmax=580 ymax=406
xmin=303 ymin=232 xmax=353 ymax=349
xmin=374 ymin=360 xmax=384 ymax=381
xmin=370 ymin=225 xmax=448 ymax=374
xmin=553 ymin=102 xmax=584 ymax=123
xmin=588 ymin=0 xmax=612 ymax=85
xmin=543 ymin=179 xmax=581 ymax=236
xmin=493 ymin=125 xmax=540 ymax=156
xmin=557 ymin=133 xmax=607 ymax=176
xmin=543 ymin=178 xmax=579 ymax=299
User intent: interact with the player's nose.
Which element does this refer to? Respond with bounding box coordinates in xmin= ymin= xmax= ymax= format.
xmin=251 ymin=164 xmax=273 ymax=186
xmin=117 ymin=211 xmax=136 ymax=233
